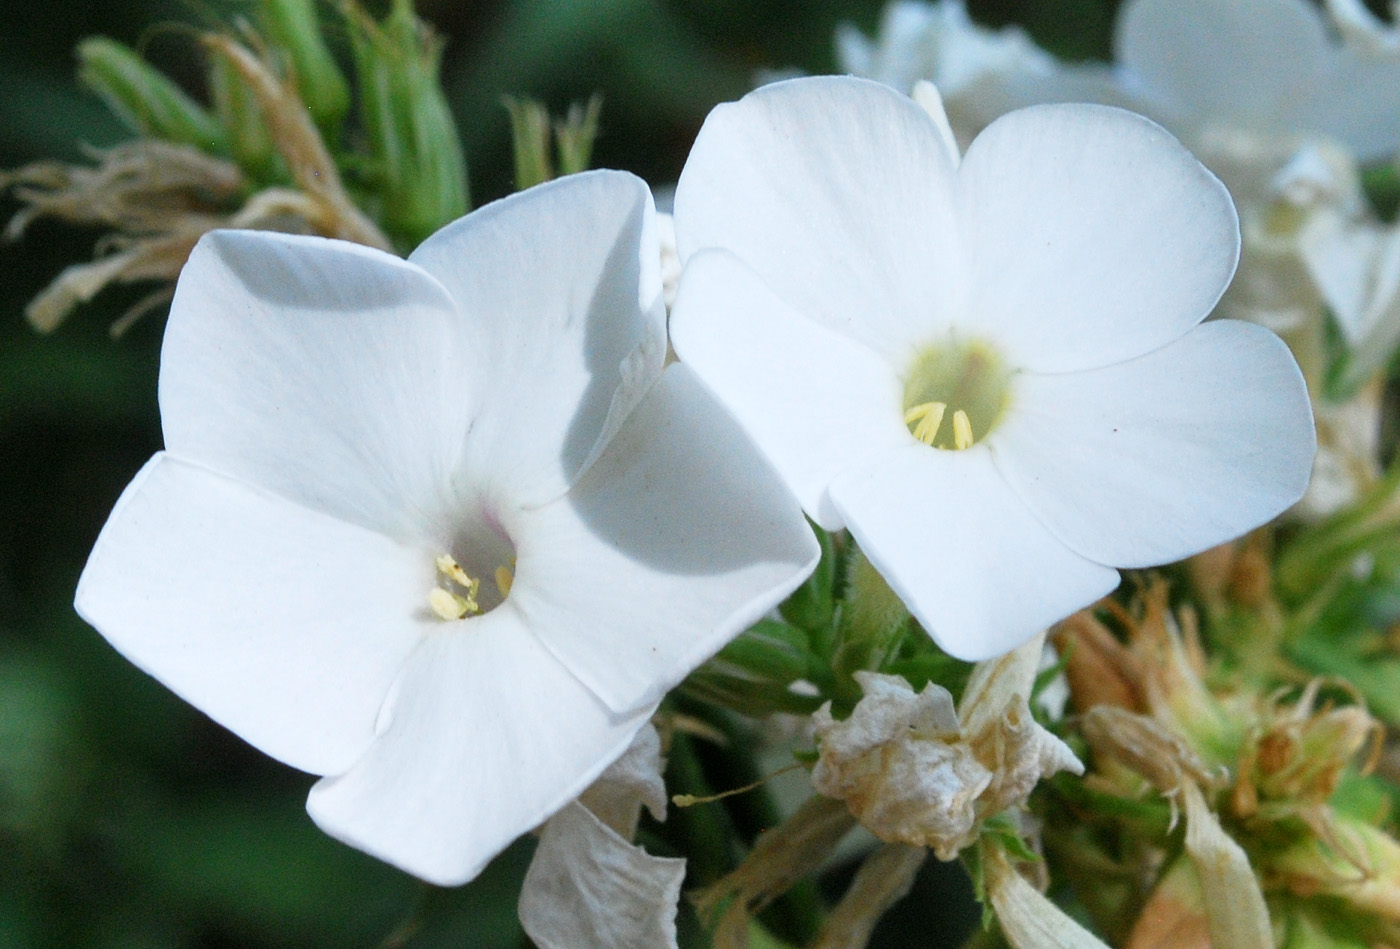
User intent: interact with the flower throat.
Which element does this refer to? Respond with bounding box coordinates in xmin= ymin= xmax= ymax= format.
xmin=902 ymin=339 xmax=1011 ymax=450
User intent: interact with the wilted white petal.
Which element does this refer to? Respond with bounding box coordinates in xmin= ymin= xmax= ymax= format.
xmin=1181 ymin=783 xmax=1273 ymax=949
xmin=813 ymin=842 xmax=927 ymax=949
xmin=520 ymin=801 xmax=685 ymax=949
xmin=580 ymin=722 xmax=669 ymax=837
xmin=813 ymin=672 xmax=990 ymax=858
xmin=984 ymin=842 xmax=1112 ymax=949
xmin=959 ymin=634 xmax=1083 ymax=816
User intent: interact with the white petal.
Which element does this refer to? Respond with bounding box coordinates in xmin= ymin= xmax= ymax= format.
xmin=1115 ymin=0 xmax=1328 ymax=135
xmin=409 ymin=170 xmax=666 ymax=507
xmin=991 ymin=320 xmax=1315 ymax=569
xmin=668 ymin=250 xmax=909 ymax=529
xmin=513 ymin=365 xmax=820 ymax=714
xmin=912 ymin=80 xmax=961 ymax=168
xmin=959 ymin=103 xmax=1239 ymax=373
xmin=74 ymin=454 xmax=427 ymax=777
xmin=674 ymin=75 xmax=965 ymax=359
xmin=306 ymin=611 xmax=652 ymax=887
xmin=580 ymin=723 xmax=669 ymax=837
xmin=828 ymin=446 xmax=1119 ymax=662
xmin=520 ymin=801 xmax=685 ymax=949
xmin=1307 ymin=52 xmax=1400 ymax=162
xmin=159 ymin=230 xmax=471 ymax=543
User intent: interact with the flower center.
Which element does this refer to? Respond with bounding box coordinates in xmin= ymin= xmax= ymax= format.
xmin=902 ymin=339 xmax=1011 ymax=450
xmin=426 ymin=512 xmax=517 ymax=621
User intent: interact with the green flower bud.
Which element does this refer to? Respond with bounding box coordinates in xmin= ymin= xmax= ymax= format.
xmin=77 ymin=38 xmax=226 ymax=152
xmin=209 ymin=51 xmax=280 ymax=183
xmin=503 ymin=95 xmax=554 ymax=190
xmin=553 ymin=94 xmax=602 ymax=177
xmin=257 ymin=0 xmax=350 ymax=137
xmin=344 ymin=0 xmax=469 ymax=247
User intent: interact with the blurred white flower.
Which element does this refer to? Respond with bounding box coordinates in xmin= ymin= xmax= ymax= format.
xmin=836 ymin=1 xmax=1132 ymax=146
xmin=1110 ymin=0 xmax=1400 ymax=515
xmin=75 ymin=170 xmax=818 ymax=885
xmin=520 ymin=724 xmax=685 ymax=949
xmin=671 ymin=77 xmax=1315 ymax=660
xmin=1116 ymin=0 xmax=1400 ymax=164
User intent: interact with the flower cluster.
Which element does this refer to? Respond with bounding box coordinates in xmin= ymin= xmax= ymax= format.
xmin=21 ymin=0 xmax=1381 ymax=945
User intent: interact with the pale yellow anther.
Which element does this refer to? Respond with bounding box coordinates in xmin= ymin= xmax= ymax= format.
xmin=952 ymin=409 xmax=974 ymax=450
xmin=435 ymin=554 xmax=473 ymax=588
xmin=429 ymin=587 xmax=471 ymax=621
xmin=905 ymin=401 xmax=947 ymax=447
xmin=430 ymin=553 xmax=482 ymax=621
xmin=495 ymin=565 xmax=514 ymax=598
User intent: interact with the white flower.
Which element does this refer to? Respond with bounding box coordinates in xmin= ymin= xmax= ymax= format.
xmin=836 ymin=1 xmax=1133 ymax=146
xmin=670 ymin=77 xmax=1315 ymax=661
xmin=1116 ymin=0 xmax=1400 ymax=164
xmin=74 ymin=170 xmax=819 ymax=885
xmin=835 ymin=1 xmax=1052 ymax=131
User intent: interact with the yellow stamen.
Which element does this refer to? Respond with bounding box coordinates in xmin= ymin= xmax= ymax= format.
xmin=953 ymin=409 xmax=974 ymax=450
xmin=495 ymin=565 xmax=514 ymax=598
xmin=429 ymin=587 xmax=472 ymax=621
xmin=435 ymin=554 xmax=473 ymax=588
xmin=904 ymin=401 xmax=947 ymax=447
xmin=430 ymin=553 xmax=482 ymax=620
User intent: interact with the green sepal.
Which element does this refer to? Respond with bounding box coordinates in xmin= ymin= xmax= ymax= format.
xmin=779 ymin=521 xmax=838 ymax=640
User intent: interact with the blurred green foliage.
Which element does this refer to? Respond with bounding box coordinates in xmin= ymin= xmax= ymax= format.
xmin=0 ymin=0 xmax=1117 ymax=945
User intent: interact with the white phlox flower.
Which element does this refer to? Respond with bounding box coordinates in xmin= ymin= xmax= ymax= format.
xmin=74 ymin=170 xmax=819 ymax=886
xmin=835 ymin=1 xmax=1053 ymax=138
xmin=670 ymin=77 xmax=1316 ymax=661
xmin=836 ymin=1 xmax=1135 ymax=146
xmin=520 ymin=724 xmax=685 ymax=949
xmin=1116 ymin=0 xmax=1400 ymax=165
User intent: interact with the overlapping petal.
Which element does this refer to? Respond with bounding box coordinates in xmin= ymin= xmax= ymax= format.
xmin=515 ymin=365 xmax=820 ymax=714
xmin=75 ymin=454 xmax=427 ymax=777
xmin=959 ymin=103 xmax=1239 ymax=373
xmin=159 ymin=230 xmax=472 ymax=543
xmin=668 ymin=251 xmax=908 ymax=530
xmin=990 ymin=320 xmax=1315 ymax=568
xmin=1115 ymin=0 xmax=1328 ymax=135
xmin=306 ymin=609 xmax=652 ymax=887
xmin=828 ymin=446 xmax=1120 ymax=661
xmin=409 ymin=170 xmax=666 ymax=507
xmin=674 ymin=76 xmax=964 ymax=359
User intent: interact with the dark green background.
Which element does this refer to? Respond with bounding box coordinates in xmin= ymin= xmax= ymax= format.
xmin=0 ymin=1 xmax=1114 ymax=945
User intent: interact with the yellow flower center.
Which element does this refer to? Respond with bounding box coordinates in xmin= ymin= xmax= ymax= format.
xmin=902 ymin=339 xmax=1011 ymax=450
xmin=428 ymin=552 xmax=515 ymax=621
